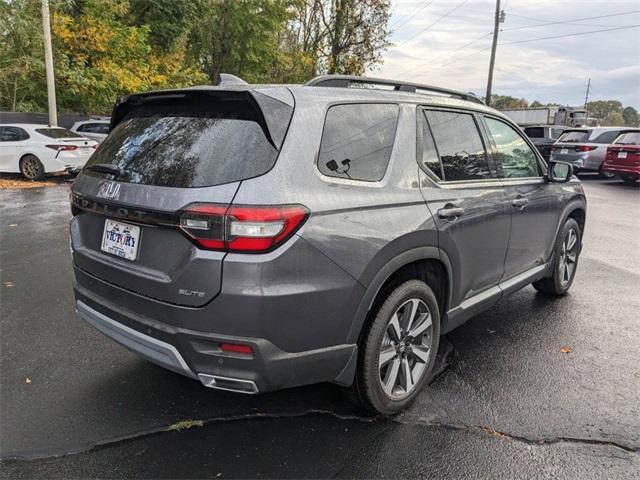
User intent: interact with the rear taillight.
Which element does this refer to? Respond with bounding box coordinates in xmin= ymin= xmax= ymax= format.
xmin=575 ymin=145 xmax=596 ymax=152
xmin=46 ymin=144 xmax=78 ymax=151
xmin=179 ymin=203 xmax=309 ymax=253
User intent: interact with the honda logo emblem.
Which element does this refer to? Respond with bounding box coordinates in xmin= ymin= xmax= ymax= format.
xmin=98 ymin=181 xmax=121 ymax=199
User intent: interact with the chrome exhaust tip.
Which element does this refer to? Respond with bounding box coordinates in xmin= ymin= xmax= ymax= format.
xmin=197 ymin=373 xmax=259 ymax=394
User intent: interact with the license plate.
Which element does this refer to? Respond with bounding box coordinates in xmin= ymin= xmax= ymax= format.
xmin=618 ymin=151 xmax=627 ymax=159
xmin=101 ymin=219 xmax=141 ymax=261
xmin=79 ymin=147 xmax=92 ymax=154
xmin=560 ymin=148 xmax=568 ymax=155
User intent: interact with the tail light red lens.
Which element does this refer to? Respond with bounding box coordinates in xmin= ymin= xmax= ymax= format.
xmin=179 ymin=203 xmax=309 ymax=253
xmin=575 ymin=145 xmax=596 ymax=152
xmin=46 ymin=144 xmax=78 ymax=151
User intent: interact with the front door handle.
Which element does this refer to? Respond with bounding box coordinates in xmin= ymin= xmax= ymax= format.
xmin=511 ymin=196 xmax=529 ymax=210
xmin=437 ymin=206 xmax=465 ymax=219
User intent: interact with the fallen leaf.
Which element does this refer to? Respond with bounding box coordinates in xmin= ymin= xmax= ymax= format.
xmin=168 ymin=419 xmax=204 ymax=431
xmin=9 ymin=224 xmax=17 ymax=227
xmin=3 ymin=281 xmax=13 ymax=287
xmin=25 ymin=377 xmax=32 ymax=384
xmin=559 ymin=346 xmax=572 ymax=354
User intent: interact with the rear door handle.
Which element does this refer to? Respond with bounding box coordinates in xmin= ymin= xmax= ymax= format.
xmin=511 ymin=197 xmax=529 ymax=210
xmin=437 ymin=206 xmax=465 ymax=219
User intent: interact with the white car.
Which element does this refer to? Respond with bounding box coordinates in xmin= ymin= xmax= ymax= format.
xmin=70 ymin=120 xmax=111 ymax=143
xmin=0 ymin=124 xmax=98 ymax=180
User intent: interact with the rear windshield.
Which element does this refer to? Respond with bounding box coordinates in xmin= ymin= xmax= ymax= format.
xmin=36 ymin=128 xmax=82 ymax=139
xmin=558 ymin=130 xmax=589 ymax=143
xmin=615 ymin=131 xmax=640 ymax=145
xmin=524 ymin=127 xmax=544 ymax=138
xmin=83 ymin=92 xmax=291 ymax=188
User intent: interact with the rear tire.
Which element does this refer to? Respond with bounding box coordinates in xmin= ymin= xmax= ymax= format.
xmin=533 ymin=218 xmax=581 ymax=296
xmin=350 ymin=280 xmax=440 ymax=415
xmin=19 ymin=155 xmax=45 ymax=180
xmin=598 ymin=167 xmax=615 ymax=179
xmin=620 ymin=174 xmax=638 ymax=185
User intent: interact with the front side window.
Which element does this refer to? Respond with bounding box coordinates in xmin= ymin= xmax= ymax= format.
xmin=318 ymin=103 xmax=399 ymax=182
xmin=424 ymin=110 xmax=491 ymax=181
xmin=485 ymin=117 xmax=541 ymax=178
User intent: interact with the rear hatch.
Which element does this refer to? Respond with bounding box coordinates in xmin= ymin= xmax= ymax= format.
xmin=551 ymin=129 xmax=593 ymax=159
xmin=606 ymin=131 xmax=640 ymax=166
xmin=70 ymin=88 xmax=293 ymax=307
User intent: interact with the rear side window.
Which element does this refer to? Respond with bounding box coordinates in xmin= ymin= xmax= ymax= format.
xmin=551 ymin=128 xmax=564 ymax=139
xmin=35 ymin=128 xmax=80 ymax=139
xmin=524 ymin=127 xmax=544 ymax=138
xmin=84 ymin=92 xmax=292 ymax=188
xmin=485 ymin=117 xmax=541 ymax=178
xmin=558 ymin=130 xmax=589 ymax=143
xmin=78 ymin=123 xmax=110 ymax=134
xmin=417 ymin=110 xmax=443 ymax=180
xmin=318 ymin=103 xmax=399 ymax=182
xmin=615 ymin=131 xmax=640 ymax=145
xmin=424 ymin=110 xmax=491 ymax=181
xmin=591 ymin=130 xmax=622 ymax=144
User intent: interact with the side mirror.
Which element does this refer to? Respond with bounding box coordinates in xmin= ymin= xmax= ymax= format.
xmin=548 ymin=161 xmax=573 ymax=182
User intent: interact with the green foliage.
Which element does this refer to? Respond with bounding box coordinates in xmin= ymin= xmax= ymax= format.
xmin=0 ymin=0 xmax=46 ymax=111
xmin=622 ymin=106 xmax=639 ymax=127
xmin=490 ymin=95 xmax=528 ymax=109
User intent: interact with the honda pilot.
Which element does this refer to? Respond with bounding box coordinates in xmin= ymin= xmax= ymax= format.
xmin=70 ymin=75 xmax=586 ymax=414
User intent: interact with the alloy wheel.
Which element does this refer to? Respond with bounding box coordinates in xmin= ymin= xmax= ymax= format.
xmin=378 ymin=298 xmax=433 ymax=400
xmin=559 ymin=228 xmax=578 ymax=286
xmin=22 ymin=157 xmax=40 ymax=179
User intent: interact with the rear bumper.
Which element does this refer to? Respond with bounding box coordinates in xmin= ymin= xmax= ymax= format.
xmin=601 ymin=163 xmax=640 ymax=176
xmin=74 ymin=283 xmax=357 ymax=394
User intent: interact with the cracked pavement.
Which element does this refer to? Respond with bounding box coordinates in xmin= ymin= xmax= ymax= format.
xmin=1 ymin=176 xmax=639 ymax=478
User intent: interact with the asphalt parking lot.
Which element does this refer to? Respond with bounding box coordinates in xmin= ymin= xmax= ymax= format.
xmin=1 ymin=175 xmax=639 ymax=478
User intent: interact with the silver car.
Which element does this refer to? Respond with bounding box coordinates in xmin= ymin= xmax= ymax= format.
xmin=550 ymin=127 xmax=640 ymax=177
xmin=70 ymin=120 xmax=111 ymax=143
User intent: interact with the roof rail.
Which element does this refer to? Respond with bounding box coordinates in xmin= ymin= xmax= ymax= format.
xmin=305 ymin=75 xmax=485 ymax=105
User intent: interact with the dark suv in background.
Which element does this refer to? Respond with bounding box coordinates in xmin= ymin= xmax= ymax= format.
xmin=70 ymin=75 xmax=586 ymax=414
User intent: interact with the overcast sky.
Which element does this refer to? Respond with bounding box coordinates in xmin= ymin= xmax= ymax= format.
xmin=372 ymin=0 xmax=640 ymax=108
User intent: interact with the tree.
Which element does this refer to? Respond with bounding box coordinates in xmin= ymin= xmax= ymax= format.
xmin=490 ymin=94 xmax=528 ymax=109
xmin=51 ymin=0 xmax=206 ymax=113
xmin=318 ymin=0 xmax=391 ymax=75
xmin=128 ymin=0 xmax=200 ymax=52
xmin=586 ymin=100 xmax=622 ymax=122
xmin=0 ymin=0 xmax=46 ymax=111
xmin=622 ymin=106 xmax=639 ymax=127
xmin=188 ymin=0 xmax=293 ymax=85
xmin=601 ymin=112 xmax=625 ymax=127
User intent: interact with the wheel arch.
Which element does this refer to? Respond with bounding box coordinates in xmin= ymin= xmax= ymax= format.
xmin=346 ymin=246 xmax=452 ymax=346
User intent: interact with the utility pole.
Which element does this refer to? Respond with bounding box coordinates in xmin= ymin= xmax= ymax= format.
xmin=485 ymin=0 xmax=502 ymax=107
xmin=584 ymin=78 xmax=591 ymax=120
xmin=41 ymin=0 xmax=57 ymax=126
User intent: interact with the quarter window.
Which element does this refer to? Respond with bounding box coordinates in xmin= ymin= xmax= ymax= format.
xmin=424 ymin=110 xmax=491 ymax=181
xmin=318 ymin=103 xmax=399 ymax=182
xmin=417 ymin=110 xmax=443 ymax=180
xmin=485 ymin=117 xmax=541 ymax=178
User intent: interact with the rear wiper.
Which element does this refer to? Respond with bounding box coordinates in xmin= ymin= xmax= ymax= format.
xmin=85 ymin=163 xmax=123 ymax=176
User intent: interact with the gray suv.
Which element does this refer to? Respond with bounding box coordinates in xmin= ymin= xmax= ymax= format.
xmin=70 ymin=75 xmax=586 ymax=414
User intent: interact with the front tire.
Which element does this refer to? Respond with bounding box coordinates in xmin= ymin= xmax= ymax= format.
xmin=352 ymin=280 xmax=440 ymax=415
xmin=19 ymin=155 xmax=45 ymax=180
xmin=533 ymin=218 xmax=581 ymax=296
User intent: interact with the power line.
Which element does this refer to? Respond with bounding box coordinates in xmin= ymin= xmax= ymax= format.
xmin=503 ymin=10 xmax=640 ymax=31
xmin=389 ymin=0 xmax=436 ymax=30
xmin=394 ymin=0 xmax=471 ymax=48
xmin=396 ymin=31 xmax=493 ymax=76
xmin=500 ymin=24 xmax=640 ymax=45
